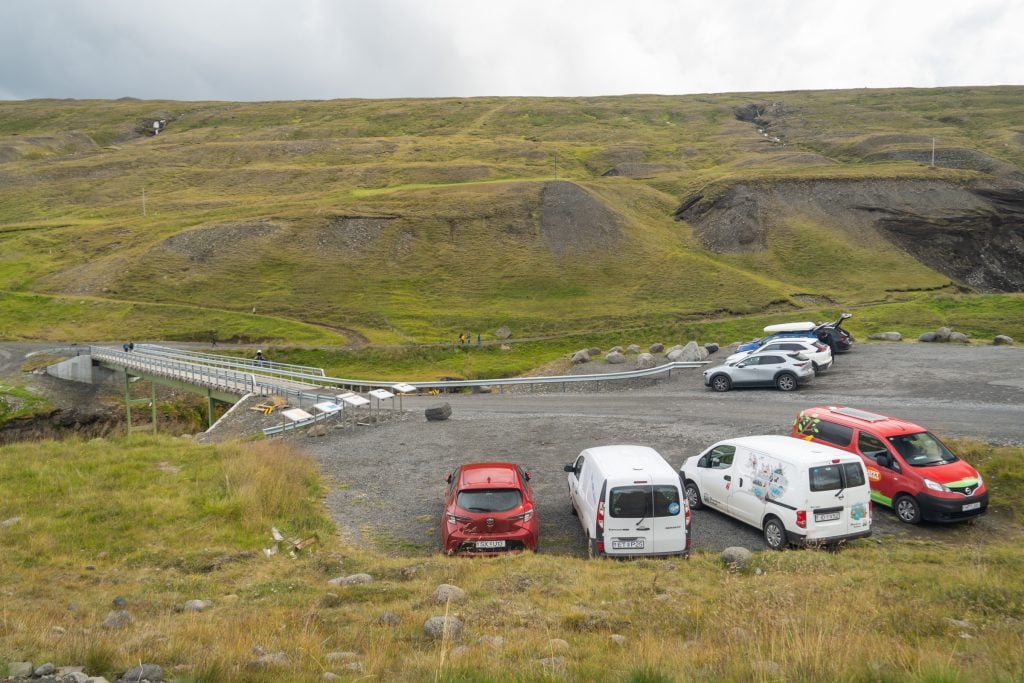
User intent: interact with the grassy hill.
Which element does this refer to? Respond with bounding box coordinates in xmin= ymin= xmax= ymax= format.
xmin=1 ymin=88 xmax=1022 ymax=362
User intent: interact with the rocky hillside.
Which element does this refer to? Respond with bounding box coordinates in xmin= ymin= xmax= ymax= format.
xmin=0 ymin=87 xmax=1022 ymax=342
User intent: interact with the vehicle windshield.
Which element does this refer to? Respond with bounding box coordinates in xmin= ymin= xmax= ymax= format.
xmin=887 ymin=432 xmax=958 ymax=467
xmin=456 ymin=488 xmax=523 ymax=513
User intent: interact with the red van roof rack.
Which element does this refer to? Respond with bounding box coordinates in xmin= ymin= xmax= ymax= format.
xmin=829 ymin=406 xmax=888 ymax=422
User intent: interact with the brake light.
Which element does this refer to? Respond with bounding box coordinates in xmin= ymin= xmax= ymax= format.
xmin=684 ymin=498 xmax=691 ymax=530
xmin=814 ymin=342 xmax=827 ymax=352
xmin=509 ymin=508 xmax=534 ymax=522
xmin=446 ymin=513 xmax=471 ymax=524
xmin=597 ymin=501 xmax=605 ymax=532
xmin=796 ymin=510 xmax=807 ymax=529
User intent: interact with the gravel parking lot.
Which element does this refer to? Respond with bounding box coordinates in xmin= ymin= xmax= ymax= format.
xmin=293 ymin=343 xmax=1024 ymax=556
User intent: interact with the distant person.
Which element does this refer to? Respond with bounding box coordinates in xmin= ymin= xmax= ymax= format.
xmin=254 ymin=350 xmax=267 ymax=367
xmin=458 ymin=334 xmax=465 ymax=345
xmin=128 ymin=341 xmax=134 ymax=352
xmin=477 ymin=333 xmax=481 ymax=345
xmin=123 ymin=343 xmax=129 ymax=352
xmin=211 ymin=334 xmax=217 ymax=347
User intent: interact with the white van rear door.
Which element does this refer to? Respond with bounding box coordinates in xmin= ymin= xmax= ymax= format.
xmin=603 ymin=484 xmax=656 ymax=555
xmin=650 ymin=483 xmax=687 ymax=554
xmin=806 ymin=460 xmax=872 ymax=540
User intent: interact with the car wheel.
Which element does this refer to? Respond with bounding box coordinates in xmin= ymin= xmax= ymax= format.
xmin=763 ymin=516 xmax=787 ymax=551
xmin=894 ymin=494 xmax=922 ymax=524
xmin=684 ymin=481 xmax=704 ymax=510
xmin=710 ymin=374 xmax=732 ymax=392
xmin=775 ymin=372 xmax=797 ymax=391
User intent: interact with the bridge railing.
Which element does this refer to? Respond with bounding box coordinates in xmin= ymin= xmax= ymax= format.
xmin=91 ymin=346 xmax=263 ymax=395
xmin=135 ymin=344 xmax=326 ymax=377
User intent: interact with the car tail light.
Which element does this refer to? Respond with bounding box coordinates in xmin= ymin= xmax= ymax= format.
xmin=796 ymin=510 xmax=807 ymax=529
xmin=509 ymin=508 xmax=534 ymax=522
xmin=597 ymin=540 xmax=604 ymax=553
xmin=814 ymin=342 xmax=827 ymax=352
xmin=597 ymin=500 xmax=605 ymax=532
xmin=793 ymin=361 xmax=809 ymax=368
xmin=684 ymin=498 xmax=691 ymax=530
xmin=446 ymin=513 xmax=471 ymax=525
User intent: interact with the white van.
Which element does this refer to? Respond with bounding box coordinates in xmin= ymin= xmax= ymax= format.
xmin=564 ymin=445 xmax=691 ymax=558
xmin=680 ymin=435 xmax=871 ymax=550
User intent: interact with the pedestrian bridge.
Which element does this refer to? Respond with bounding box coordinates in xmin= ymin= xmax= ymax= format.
xmin=47 ymin=343 xmax=707 ymax=433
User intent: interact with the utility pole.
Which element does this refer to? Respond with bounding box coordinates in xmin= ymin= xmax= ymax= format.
xmin=142 ymin=187 xmax=147 ymax=216
xmin=931 ymin=138 xmax=935 ymax=167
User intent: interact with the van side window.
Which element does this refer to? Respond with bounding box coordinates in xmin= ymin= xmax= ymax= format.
xmin=842 ymin=462 xmax=866 ymax=487
xmin=857 ymin=433 xmax=888 ymax=461
xmin=708 ymin=445 xmax=735 ymax=469
xmin=812 ymin=420 xmax=854 ymax=447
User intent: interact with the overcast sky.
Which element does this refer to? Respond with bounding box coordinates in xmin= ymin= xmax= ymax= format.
xmin=2 ymin=0 xmax=1022 ymax=101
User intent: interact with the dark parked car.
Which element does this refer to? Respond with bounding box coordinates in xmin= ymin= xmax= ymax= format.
xmin=442 ymin=462 xmax=539 ymax=554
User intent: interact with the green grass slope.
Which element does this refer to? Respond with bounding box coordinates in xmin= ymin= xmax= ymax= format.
xmin=1 ymin=88 xmax=1022 ymax=347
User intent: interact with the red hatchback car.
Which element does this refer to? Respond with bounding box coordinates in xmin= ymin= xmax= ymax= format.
xmin=442 ymin=462 xmax=539 ymax=555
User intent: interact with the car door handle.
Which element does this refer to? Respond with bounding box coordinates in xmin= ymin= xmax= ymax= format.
xmin=724 ymin=475 xmax=731 ymax=481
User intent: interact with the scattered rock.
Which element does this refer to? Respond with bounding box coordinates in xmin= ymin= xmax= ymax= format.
xmin=328 ymin=573 xmax=372 ymax=586
xmin=547 ymin=638 xmax=570 ymax=651
xmin=626 ymin=344 xmax=641 ymax=354
xmin=868 ymin=332 xmax=903 ymax=341
xmin=307 ymin=423 xmax=329 ymax=437
xmin=63 ymin=671 xmax=90 ymax=683
xmin=1 ymin=516 xmax=22 ymax=527
xmin=946 ymin=618 xmax=976 ymax=631
xmin=424 ymin=615 xmax=463 ymax=640
xmin=34 ymin=663 xmax=56 ymax=677
xmin=934 ymin=326 xmax=953 ymax=342
xmin=449 ymin=645 xmax=470 ymax=660
xmin=378 ymin=611 xmax=401 ymax=626
xmin=608 ymin=346 xmax=623 ymax=354
xmin=570 ymin=349 xmax=591 ymax=364
xmin=649 ymin=343 xmax=665 ymax=353
xmin=432 ymin=583 xmax=467 ymax=604
xmin=180 ymin=599 xmax=213 ymax=613
xmin=918 ymin=332 xmax=937 ymax=342
xmin=8 ymin=662 xmax=33 ymax=678
xmin=500 ymin=343 xmax=511 ymax=351
xmin=101 ymin=610 xmax=132 ymax=629
xmin=993 ymin=335 xmax=1014 ymax=345
xmin=52 ymin=625 xmax=66 ymax=635
xmin=635 ymin=353 xmax=657 ymax=370
xmin=668 ymin=341 xmax=705 ymax=362
xmin=609 ymin=634 xmax=627 ymax=646
xmin=248 ymin=650 xmax=289 ymax=669
xmin=587 ymin=347 xmax=601 ymax=356
xmin=495 ymin=326 xmax=512 ymax=340
xmin=704 ymin=343 xmax=720 ymax=354
xmin=538 ymin=657 xmax=566 ymax=672
xmin=949 ymin=331 xmax=969 ymax=343
xmin=605 ymin=351 xmax=626 ymax=364
xmin=325 ymin=652 xmax=359 ymax=663
xmin=111 ymin=596 xmax=127 ymax=608
xmin=425 ymin=403 xmax=452 ymax=421
xmin=120 ymin=663 xmax=163 ymax=682
xmin=721 ymin=546 xmax=753 ymax=571
xmin=322 ymin=673 xmax=342 ymax=681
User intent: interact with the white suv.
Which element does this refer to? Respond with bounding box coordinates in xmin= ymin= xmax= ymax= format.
xmin=726 ymin=339 xmax=832 ymax=375
xmin=703 ymin=352 xmax=815 ymax=392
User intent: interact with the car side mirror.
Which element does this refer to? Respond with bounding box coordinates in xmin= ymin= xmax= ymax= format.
xmin=564 ymin=464 xmax=575 ymax=473
xmin=445 ymin=473 xmax=453 ymax=484
xmin=524 ymin=471 xmax=531 ymax=481
xmin=875 ymin=454 xmax=891 ymax=468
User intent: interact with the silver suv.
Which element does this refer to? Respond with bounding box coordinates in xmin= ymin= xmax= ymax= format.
xmin=703 ymin=352 xmax=815 ymax=392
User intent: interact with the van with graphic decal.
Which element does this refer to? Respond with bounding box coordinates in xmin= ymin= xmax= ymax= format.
xmin=792 ymin=406 xmax=988 ymax=524
xmin=564 ymin=445 xmax=691 ymax=558
xmin=681 ymin=435 xmax=872 ymax=550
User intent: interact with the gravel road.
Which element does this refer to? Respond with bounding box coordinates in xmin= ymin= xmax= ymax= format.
xmin=297 ymin=343 xmax=1024 ymax=557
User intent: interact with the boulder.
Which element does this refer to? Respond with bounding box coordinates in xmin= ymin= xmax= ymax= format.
xmin=8 ymin=662 xmax=33 ymax=678
xmin=425 ymin=403 xmax=452 ymax=421
xmin=432 ymin=584 xmax=467 ymax=604
xmin=649 ymin=343 xmax=665 ymax=353
xmin=635 ymin=353 xmax=657 ymax=370
xmin=626 ymin=344 xmax=641 ymax=354
xmin=721 ymin=546 xmax=753 ymax=571
xmin=918 ymin=332 xmax=937 ymax=342
xmin=668 ymin=341 xmax=704 ymax=363
xmin=587 ymin=347 xmax=601 ymax=356
xmin=608 ymin=346 xmax=623 ymax=354
xmin=934 ymin=326 xmax=952 ymax=342
xmin=33 ymin=663 xmax=56 ymax=677
xmin=378 ymin=611 xmax=401 ymax=626
xmin=704 ymin=343 xmax=720 ymax=355
xmin=994 ymin=335 xmax=1014 ymax=345
xmin=424 ymin=615 xmax=463 ymax=640
xmin=570 ymin=349 xmax=590 ymax=364
xmin=495 ymin=326 xmax=512 ymax=340
xmin=121 ymin=664 xmax=164 ymax=682
xmin=328 ymin=573 xmax=372 ymax=586
xmin=949 ymin=331 xmax=969 ymax=343
xmin=181 ymin=599 xmax=213 ymax=613
xmin=606 ymin=351 xmax=626 ymax=364
xmin=102 ymin=610 xmax=132 ymax=629
xmin=868 ymin=332 xmax=902 ymax=342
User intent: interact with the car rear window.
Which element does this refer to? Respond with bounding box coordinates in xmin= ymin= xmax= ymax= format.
xmin=609 ymin=485 xmax=681 ymax=517
xmin=797 ymin=418 xmax=853 ymax=447
xmin=457 ymin=488 xmax=523 ymax=513
xmin=809 ymin=462 xmax=866 ymax=491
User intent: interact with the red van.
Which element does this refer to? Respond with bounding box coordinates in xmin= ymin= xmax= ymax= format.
xmin=791 ymin=406 xmax=988 ymax=524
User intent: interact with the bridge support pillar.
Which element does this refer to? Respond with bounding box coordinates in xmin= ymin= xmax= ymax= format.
xmin=124 ymin=370 xmax=157 ymax=433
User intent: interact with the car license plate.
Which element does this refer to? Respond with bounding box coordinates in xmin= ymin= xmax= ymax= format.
xmin=962 ymin=502 xmax=981 ymax=511
xmin=816 ymin=512 xmax=841 ymax=522
xmin=476 ymin=540 xmax=506 ymax=549
xmin=611 ymin=539 xmax=645 ymax=550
